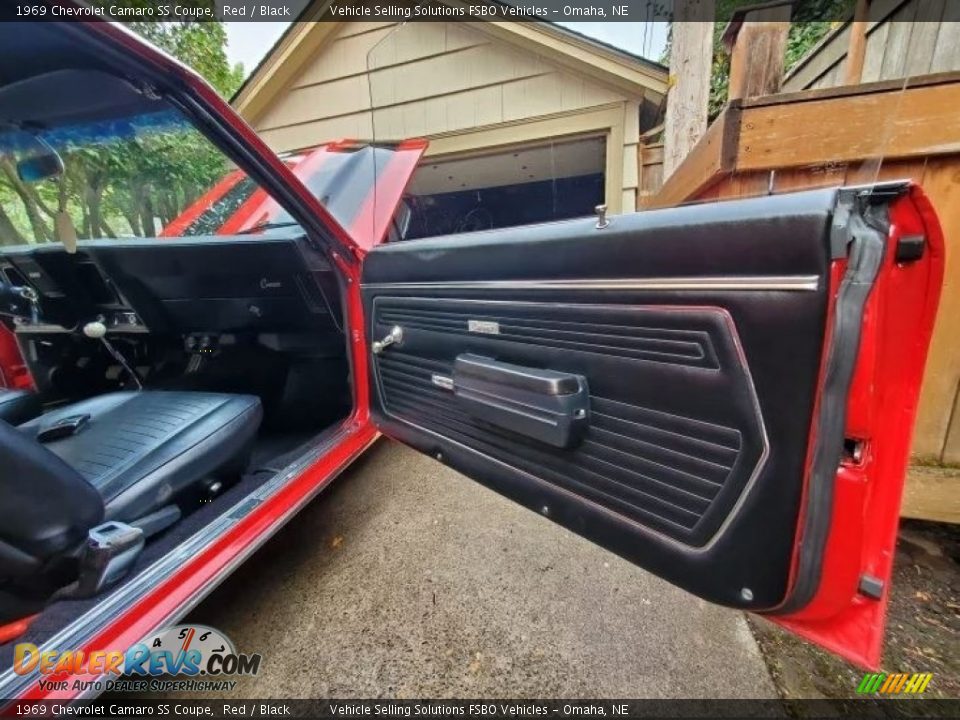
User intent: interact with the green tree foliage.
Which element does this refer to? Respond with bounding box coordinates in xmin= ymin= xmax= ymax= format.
xmin=128 ymin=20 xmax=245 ymax=98
xmin=0 ymin=14 xmax=245 ymax=245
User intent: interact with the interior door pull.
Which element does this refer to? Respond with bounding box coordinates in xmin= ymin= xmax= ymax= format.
xmin=453 ymin=354 xmax=590 ymax=448
xmin=372 ymin=325 xmax=404 ymax=354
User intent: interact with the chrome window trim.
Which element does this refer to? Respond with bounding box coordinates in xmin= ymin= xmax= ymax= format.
xmin=361 ymin=275 xmax=820 ymax=292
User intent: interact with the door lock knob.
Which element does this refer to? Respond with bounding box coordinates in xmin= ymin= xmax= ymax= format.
xmin=372 ymin=325 xmax=403 ymax=355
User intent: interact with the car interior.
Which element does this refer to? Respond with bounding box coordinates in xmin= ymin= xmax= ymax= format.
xmin=0 ymin=24 xmax=354 ymax=651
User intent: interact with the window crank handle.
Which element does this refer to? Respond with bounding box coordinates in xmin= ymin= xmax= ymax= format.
xmin=372 ymin=325 xmax=404 ymax=355
xmin=19 ymin=286 xmax=40 ymax=323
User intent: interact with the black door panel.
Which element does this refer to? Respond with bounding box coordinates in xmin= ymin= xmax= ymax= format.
xmin=372 ymin=296 xmax=768 ymax=549
xmin=362 ymin=190 xmax=839 ymax=610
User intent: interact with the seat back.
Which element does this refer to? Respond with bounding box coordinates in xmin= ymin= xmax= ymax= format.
xmin=0 ymin=389 xmax=41 ymax=425
xmin=0 ymin=420 xmax=103 ymax=571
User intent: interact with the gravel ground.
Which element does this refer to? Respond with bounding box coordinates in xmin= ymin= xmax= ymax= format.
xmin=750 ymin=519 xmax=960 ymax=703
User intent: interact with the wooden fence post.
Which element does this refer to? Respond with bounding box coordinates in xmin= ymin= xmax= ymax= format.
xmin=844 ymin=0 xmax=871 ymax=84
xmin=663 ymin=1 xmax=715 ymax=180
xmin=722 ymin=1 xmax=792 ymax=101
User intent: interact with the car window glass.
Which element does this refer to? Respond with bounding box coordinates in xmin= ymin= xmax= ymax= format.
xmin=0 ymin=73 xmax=285 ymax=245
xmin=365 ymin=3 xmax=910 ymax=240
xmin=687 ymin=1 xmax=911 ymax=205
xmin=366 ymin=10 xmax=593 ymax=241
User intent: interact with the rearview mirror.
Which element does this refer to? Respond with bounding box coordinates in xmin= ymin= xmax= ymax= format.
xmin=17 ymin=149 xmax=64 ymax=183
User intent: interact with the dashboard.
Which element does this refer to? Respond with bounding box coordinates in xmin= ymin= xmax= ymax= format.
xmin=2 ymin=250 xmax=146 ymax=334
xmin=0 ymin=234 xmax=340 ymax=338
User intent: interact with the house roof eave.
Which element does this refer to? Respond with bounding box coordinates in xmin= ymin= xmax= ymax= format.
xmin=231 ymin=0 xmax=668 ymax=122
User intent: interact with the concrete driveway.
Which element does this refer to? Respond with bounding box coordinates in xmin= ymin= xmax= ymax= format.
xmin=172 ymin=439 xmax=777 ymax=698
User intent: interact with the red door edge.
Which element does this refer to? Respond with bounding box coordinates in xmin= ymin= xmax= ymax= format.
xmin=770 ymin=184 xmax=945 ymax=669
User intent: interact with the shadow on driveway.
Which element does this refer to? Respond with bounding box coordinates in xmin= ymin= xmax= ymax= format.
xmin=157 ymin=439 xmax=777 ymax=698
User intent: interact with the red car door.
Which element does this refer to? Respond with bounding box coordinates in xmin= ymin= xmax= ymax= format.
xmin=360 ymin=181 xmax=944 ymax=669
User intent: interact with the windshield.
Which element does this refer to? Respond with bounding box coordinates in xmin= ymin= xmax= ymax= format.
xmin=0 ymin=61 xmax=302 ymax=247
xmin=0 ymin=75 xmax=275 ymax=246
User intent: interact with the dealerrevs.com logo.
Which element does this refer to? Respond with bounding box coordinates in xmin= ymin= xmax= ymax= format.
xmin=13 ymin=625 xmax=262 ymax=694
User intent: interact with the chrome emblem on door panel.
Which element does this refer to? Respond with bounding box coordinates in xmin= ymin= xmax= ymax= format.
xmin=468 ymin=319 xmax=500 ymax=335
xmin=431 ymin=374 xmax=454 ymax=391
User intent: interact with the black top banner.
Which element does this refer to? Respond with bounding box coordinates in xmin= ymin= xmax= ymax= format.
xmin=6 ymin=0 xmax=936 ymax=24
xmin=7 ymin=0 xmax=666 ymax=23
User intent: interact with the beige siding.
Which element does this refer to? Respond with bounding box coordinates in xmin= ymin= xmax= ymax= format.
xmin=251 ymin=21 xmax=639 ymax=211
xmin=783 ymin=0 xmax=960 ymax=91
xmin=620 ymin=100 xmax=640 ymax=213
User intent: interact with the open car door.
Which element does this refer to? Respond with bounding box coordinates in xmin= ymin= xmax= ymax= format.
xmin=360 ymin=182 xmax=944 ymax=669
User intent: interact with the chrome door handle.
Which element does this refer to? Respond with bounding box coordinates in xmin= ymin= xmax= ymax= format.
xmin=372 ymin=325 xmax=403 ymax=355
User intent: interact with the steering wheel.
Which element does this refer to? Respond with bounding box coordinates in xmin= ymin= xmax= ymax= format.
xmin=0 ymin=280 xmax=37 ymax=320
xmin=456 ymin=206 xmax=494 ymax=233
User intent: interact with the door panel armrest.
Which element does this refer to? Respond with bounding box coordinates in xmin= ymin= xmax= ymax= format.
xmin=453 ymin=354 xmax=589 ymax=449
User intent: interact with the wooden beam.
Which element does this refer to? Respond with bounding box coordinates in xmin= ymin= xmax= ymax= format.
xmin=647 ymin=75 xmax=960 ymax=208
xmin=902 ymin=465 xmax=960 ymax=523
xmin=736 ymin=81 xmax=960 ymax=171
xmin=742 ymin=70 xmax=960 ymax=107
xmin=649 ymin=103 xmax=741 ymax=208
xmin=844 ymin=0 xmax=871 ymax=84
xmin=663 ymin=3 xmax=715 ymax=179
xmin=728 ymin=20 xmax=791 ymax=99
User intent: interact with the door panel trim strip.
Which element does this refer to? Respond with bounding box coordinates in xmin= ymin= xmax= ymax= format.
xmin=362 ymin=276 xmax=821 ymax=292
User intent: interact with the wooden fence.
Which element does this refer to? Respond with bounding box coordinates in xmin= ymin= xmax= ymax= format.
xmin=636 ymin=142 xmax=664 ymax=208
xmin=638 ymin=71 xmax=960 ymax=523
xmin=782 ymin=0 xmax=960 ymax=92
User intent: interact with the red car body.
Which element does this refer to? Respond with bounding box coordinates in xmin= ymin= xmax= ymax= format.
xmin=0 ymin=7 xmax=947 ymax=701
xmin=159 ymin=139 xmax=426 ymax=239
xmin=159 ymin=166 xmax=254 ymax=237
